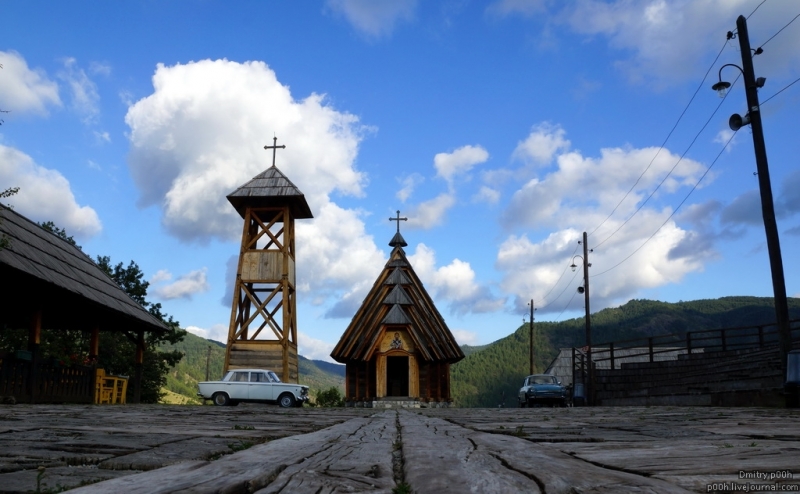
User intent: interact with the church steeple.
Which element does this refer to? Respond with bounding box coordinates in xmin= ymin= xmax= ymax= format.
xmin=388 ymin=210 xmax=408 ymax=248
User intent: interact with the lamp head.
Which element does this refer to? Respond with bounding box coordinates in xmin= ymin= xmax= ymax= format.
xmin=712 ymin=80 xmax=731 ymax=97
xmin=570 ymin=263 xmax=577 ymax=272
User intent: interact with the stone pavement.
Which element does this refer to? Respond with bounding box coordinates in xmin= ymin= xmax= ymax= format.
xmin=0 ymin=404 xmax=798 ymax=493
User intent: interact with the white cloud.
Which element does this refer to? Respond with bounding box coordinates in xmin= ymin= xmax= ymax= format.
xmin=502 ymin=127 xmax=707 ymax=230
xmin=94 ymin=131 xmax=111 ymax=143
xmin=126 ymin=59 xmax=366 ymax=242
xmin=451 ymin=329 xmax=480 ymax=346
xmin=0 ymin=144 xmax=101 ymax=238
xmin=409 ymin=243 xmax=505 ymax=314
xmin=473 ymin=185 xmax=501 ymax=204
xmin=513 ymin=123 xmax=569 ymax=166
xmin=186 ymin=323 xmax=228 ymax=344
xmin=327 ymin=0 xmax=417 ymax=38
xmin=58 ymin=58 xmax=100 ymax=125
xmin=561 ymin=0 xmax=800 ymax=85
xmin=497 ymin=123 xmax=716 ymax=314
xmin=298 ymin=331 xmax=336 ymax=362
xmin=89 ymin=61 xmax=112 ymax=76
xmin=296 ymin=201 xmax=386 ymax=312
xmin=150 ymin=269 xmax=173 ymax=283
xmin=407 ymin=192 xmax=456 ymax=229
xmin=492 ymin=2 xmax=800 ymax=87
xmin=153 ymin=268 xmax=210 ymax=300
xmin=714 ymin=128 xmax=736 ymax=149
xmin=0 ymin=50 xmax=61 ymax=115
xmin=434 ymin=145 xmax=489 ymax=183
xmin=396 ymin=173 xmax=424 ymax=202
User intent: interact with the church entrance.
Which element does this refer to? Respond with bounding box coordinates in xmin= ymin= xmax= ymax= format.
xmin=386 ymin=356 xmax=409 ymax=397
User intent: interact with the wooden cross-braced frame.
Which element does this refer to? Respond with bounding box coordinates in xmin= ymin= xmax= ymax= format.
xmin=225 ymin=205 xmax=299 ymax=382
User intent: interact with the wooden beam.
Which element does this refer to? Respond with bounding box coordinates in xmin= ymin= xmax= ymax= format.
xmin=133 ymin=330 xmax=145 ymax=404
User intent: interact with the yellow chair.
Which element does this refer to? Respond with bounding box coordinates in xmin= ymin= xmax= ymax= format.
xmin=94 ymin=369 xmax=128 ymax=404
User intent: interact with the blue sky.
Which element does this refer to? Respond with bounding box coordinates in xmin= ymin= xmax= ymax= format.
xmin=2 ymin=0 xmax=800 ymax=361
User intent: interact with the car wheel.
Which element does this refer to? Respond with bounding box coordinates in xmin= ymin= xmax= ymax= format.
xmin=519 ymin=400 xmax=526 ymax=408
xmin=278 ymin=393 xmax=295 ymax=408
xmin=212 ymin=392 xmax=230 ymax=406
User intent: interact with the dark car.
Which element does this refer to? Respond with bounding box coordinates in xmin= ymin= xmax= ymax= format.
xmin=518 ymin=374 xmax=567 ymax=407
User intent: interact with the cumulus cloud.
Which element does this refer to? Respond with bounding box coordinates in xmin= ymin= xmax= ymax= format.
xmin=721 ymin=189 xmax=762 ymax=226
xmin=434 ymin=145 xmax=489 ymax=183
xmin=152 ymin=268 xmax=210 ymax=300
xmin=0 ymin=50 xmax=61 ymax=115
xmin=150 ymin=269 xmax=173 ymax=283
xmin=0 ymin=144 xmax=101 ymax=238
xmin=494 ymin=2 xmax=800 ymax=86
xmin=409 ymin=243 xmax=505 ymax=314
xmin=327 ymin=0 xmax=417 ymax=38
xmin=451 ymin=329 xmax=480 ymax=346
xmin=473 ymin=185 xmax=501 ymax=204
xmin=58 ymin=58 xmax=100 ymax=124
xmin=502 ymin=127 xmax=707 ymax=231
xmin=298 ymin=331 xmax=336 ymax=362
xmin=513 ymin=123 xmax=570 ymax=166
xmin=396 ymin=173 xmax=424 ymax=202
xmin=126 ymin=59 xmax=366 ymax=242
xmin=186 ymin=323 xmax=228 ymax=344
xmin=496 ymin=124 xmax=717 ymax=314
xmin=407 ymin=192 xmax=456 ymax=229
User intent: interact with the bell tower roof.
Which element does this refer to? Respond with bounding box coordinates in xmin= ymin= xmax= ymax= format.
xmin=226 ymin=137 xmax=313 ymax=219
xmin=226 ymin=165 xmax=313 ymax=219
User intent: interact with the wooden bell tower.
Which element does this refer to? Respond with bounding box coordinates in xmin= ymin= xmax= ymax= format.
xmin=224 ymin=138 xmax=313 ymax=382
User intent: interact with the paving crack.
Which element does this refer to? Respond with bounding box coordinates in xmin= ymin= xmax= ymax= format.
xmin=489 ymin=452 xmax=547 ymax=493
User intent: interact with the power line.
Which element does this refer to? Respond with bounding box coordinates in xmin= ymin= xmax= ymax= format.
xmin=536 ymin=240 xmax=581 ymax=310
xmin=588 ymin=39 xmax=729 ymax=242
xmin=761 ymin=75 xmax=800 ymax=106
xmin=593 ymin=130 xmax=737 ymax=279
xmin=757 ymin=12 xmax=800 ymax=50
xmin=593 ymin=72 xmax=740 ymax=252
xmin=747 ymin=0 xmax=768 ymax=20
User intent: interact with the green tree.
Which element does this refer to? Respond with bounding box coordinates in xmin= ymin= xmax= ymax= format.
xmin=39 ymin=220 xmax=80 ymax=249
xmin=0 ymin=187 xmax=20 ymax=250
xmin=315 ymin=386 xmax=344 ymax=407
xmin=95 ymin=256 xmax=186 ymax=403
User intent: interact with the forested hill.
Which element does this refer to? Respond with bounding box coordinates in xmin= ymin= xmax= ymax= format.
xmin=451 ymin=296 xmax=800 ymax=408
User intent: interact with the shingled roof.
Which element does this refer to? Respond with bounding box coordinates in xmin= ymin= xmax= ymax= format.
xmin=331 ymin=244 xmax=464 ymax=364
xmin=0 ymin=206 xmax=168 ymax=333
xmin=227 ymin=165 xmax=313 ymax=219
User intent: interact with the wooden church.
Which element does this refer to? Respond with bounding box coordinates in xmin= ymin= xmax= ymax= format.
xmin=331 ymin=212 xmax=464 ymax=407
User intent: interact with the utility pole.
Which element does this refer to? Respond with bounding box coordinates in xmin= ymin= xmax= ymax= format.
xmin=529 ymin=299 xmax=535 ymax=375
xmin=571 ymin=232 xmax=593 ymax=405
xmin=581 ymin=231 xmax=592 ymax=406
xmin=734 ymin=15 xmax=792 ymax=374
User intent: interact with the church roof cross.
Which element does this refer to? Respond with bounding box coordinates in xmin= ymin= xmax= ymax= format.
xmin=264 ymin=136 xmax=286 ymax=168
xmin=389 ymin=210 xmax=408 ymax=234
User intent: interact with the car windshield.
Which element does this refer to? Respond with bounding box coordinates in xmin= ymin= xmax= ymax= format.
xmin=529 ymin=375 xmax=557 ymax=385
xmin=268 ymin=371 xmax=281 ymax=383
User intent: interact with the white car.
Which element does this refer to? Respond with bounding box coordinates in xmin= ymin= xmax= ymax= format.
xmin=198 ymin=369 xmax=310 ymax=408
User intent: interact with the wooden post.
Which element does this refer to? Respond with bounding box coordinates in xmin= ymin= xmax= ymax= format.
xmin=28 ymin=308 xmax=42 ymax=404
xmin=133 ymin=330 xmax=145 ymax=404
xmin=648 ymin=337 xmax=654 ymax=363
xmin=687 ymin=332 xmax=692 ymax=355
xmin=609 ymin=342 xmax=615 ymax=370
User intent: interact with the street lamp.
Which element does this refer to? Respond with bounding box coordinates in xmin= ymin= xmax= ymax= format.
xmin=712 ymin=16 xmax=792 ymax=381
xmin=570 ymin=231 xmax=593 ymax=405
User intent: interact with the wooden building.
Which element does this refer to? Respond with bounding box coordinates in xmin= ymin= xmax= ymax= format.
xmin=0 ymin=206 xmax=169 ymax=403
xmin=331 ymin=219 xmax=464 ymax=407
xmin=223 ymin=138 xmax=313 ymax=382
